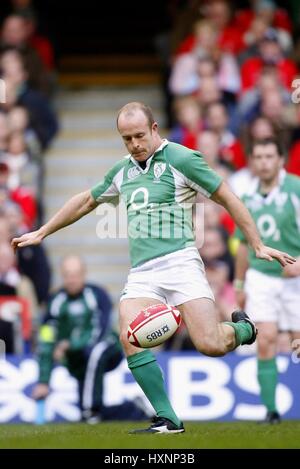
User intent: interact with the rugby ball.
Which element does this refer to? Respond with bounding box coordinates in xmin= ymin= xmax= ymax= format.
xmin=127 ymin=303 xmax=181 ymax=348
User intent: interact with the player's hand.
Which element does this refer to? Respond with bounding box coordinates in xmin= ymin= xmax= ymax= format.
xmin=283 ymin=257 xmax=300 ymax=277
xmin=53 ymin=340 xmax=70 ymax=362
xmin=255 ymin=245 xmax=296 ymax=267
xmin=11 ymin=229 xmax=44 ymax=253
xmin=32 ymin=383 xmax=49 ymax=400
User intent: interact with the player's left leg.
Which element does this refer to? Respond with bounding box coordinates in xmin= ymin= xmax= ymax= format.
xmin=256 ymin=321 xmax=280 ymax=424
xmin=177 ymin=297 xmax=256 ymax=356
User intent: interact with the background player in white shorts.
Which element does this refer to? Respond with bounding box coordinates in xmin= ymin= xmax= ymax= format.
xmin=12 ymin=103 xmax=295 ymax=434
xmin=234 ymin=137 xmax=300 ymax=424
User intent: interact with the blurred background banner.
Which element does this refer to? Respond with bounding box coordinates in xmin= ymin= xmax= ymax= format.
xmin=1 ymin=352 xmax=299 ymax=423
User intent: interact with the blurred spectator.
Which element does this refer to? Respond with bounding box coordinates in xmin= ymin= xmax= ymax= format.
xmin=0 ymin=48 xmax=59 ymax=149
xmin=205 ymin=260 xmax=236 ymax=321
xmin=228 ymin=117 xmax=276 ymax=199
xmin=286 ymin=140 xmax=300 ymax=177
xmin=177 ymin=1 xmax=245 ymax=56
xmin=169 ymin=95 xmax=203 ymax=149
xmin=236 ymin=69 xmax=290 ymax=130
xmin=1 ymin=130 xmax=39 ymax=194
xmin=196 ymin=198 xmax=235 ymax=238
xmin=202 ymin=0 xmax=245 ymax=55
xmin=197 ymin=130 xmax=232 ymax=180
xmin=240 ymin=28 xmax=298 ymax=93
xmin=0 ymin=213 xmax=11 ymax=242
xmin=32 ymin=255 xmax=148 ymax=423
xmin=3 ymin=201 xmax=51 ymax=305
xmin=7 ymin=106 xmax=42 ymax=162
xmin=240 ymin=115 xmax=275 ymax=157
xmin=10 ymin=0 xmax=37 ymax=21
xmin=0 ymin=14 xmax=52 ymax=95
xmin=0 ymin=241 xmax=38 ymax=352
xmin=238 ymin=5 xmax=292 ymax=62
xmin=197 ymin=76 xmax=222 ymax=110
xmin=205 ymin=102 xmax=247 ymax=169
xmin=22 ymin=13 xmax=55 ymax=70
xmin=234 ymin=0 xmax=292 ymax=34
xmin=260 ymin=90 xmax=294 ymax=150
xmin=0 ymin=161 xmax=37 ymax=229
xmin=170 ymin=20 xmax=240 ymax=97
xmin=0 ymin=111 xmax=9 ymax=151
xmin=199 ymin=226 xmax=234 ymax=280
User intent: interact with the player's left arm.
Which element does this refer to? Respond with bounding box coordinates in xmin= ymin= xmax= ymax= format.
xmin=211 ymin=181 xmax=296 ymax=267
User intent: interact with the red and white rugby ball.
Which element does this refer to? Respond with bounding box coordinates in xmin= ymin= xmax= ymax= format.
xmin=127 ymin=303 xmax=181 ymax=348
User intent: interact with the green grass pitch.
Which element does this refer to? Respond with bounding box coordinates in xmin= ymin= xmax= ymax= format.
xmin=1 ymin=421 xmax=300 ymax=449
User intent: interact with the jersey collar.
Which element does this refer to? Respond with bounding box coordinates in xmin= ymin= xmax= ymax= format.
xmin=248 ymin=169 xmax=287 ymax=204
xmin=129 ymin=139 xmax=168 ymax=174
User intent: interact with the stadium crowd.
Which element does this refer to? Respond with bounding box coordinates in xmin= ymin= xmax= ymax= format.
xmin=162 ymin=0 xmax=300 ymax=352
xmin=0 ymin=0 xmax=57 ymax=353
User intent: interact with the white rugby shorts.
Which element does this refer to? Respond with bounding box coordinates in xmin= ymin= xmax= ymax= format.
xmin=120 ymin=247 xmax=214 ymax=306
xmin=245 ymin=268 xmax=300 ymax=331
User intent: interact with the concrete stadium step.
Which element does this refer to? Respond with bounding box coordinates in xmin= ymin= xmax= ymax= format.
xmin=55 ymin=84 xmax=163 ymax=103
xmin=50 ymin=137 xmax=123 ymax=151
xmin=56 ymin=90 xmax=164 ymax=111
xmin=58 ymin=55 xmax=162 ymax=72
xmin=58 ymin=72 xmax=161 ymax=87
xmin=59 ymin=112 xmax=165 ymax=131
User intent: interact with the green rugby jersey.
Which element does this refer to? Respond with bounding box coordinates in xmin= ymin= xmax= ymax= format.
xmin=91 ymin=140 xmax=222 ymax=267
xmin=235 ymin=170 xmax=300 ymax=277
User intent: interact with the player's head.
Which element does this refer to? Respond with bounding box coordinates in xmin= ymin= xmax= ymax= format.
xmin=60 ymin=254 xmax=86 ymax=295
xmin=250 ymin=137 xmax=284 ymax=183
xmin=116 ymin=102 xmax=160 ymax=161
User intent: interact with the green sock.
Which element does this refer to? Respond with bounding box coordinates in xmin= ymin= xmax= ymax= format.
xmin=127 ymin=350 xmax=181 ymax=427
xmin=257 ymin=358 xmax=278 ymax=412
xmin=224 ymin=321 xmax=253 ymax=346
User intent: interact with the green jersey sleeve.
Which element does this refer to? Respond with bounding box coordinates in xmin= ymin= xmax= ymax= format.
xmin=172 ymin=148 xmax=223 ymax=198
xmin=91 ymin=160 xmax=126 ymax=205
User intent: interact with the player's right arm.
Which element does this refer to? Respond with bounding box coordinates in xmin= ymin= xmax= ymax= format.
xmin=11 ymin=190 xmax=98 ymax=252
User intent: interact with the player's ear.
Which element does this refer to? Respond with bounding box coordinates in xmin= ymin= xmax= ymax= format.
xmin=152 ymin=122 xmax=158 ymax=132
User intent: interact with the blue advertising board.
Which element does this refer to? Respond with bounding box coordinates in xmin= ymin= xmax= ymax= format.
xmin=0 ymin=352 xmax=299 ymax=423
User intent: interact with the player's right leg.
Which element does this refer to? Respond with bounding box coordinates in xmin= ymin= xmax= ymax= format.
xmin=119 ymin=298 xmax=184 ymax=434
xmin=244 ymin=269 xmax=281 ymax=424
xmin=256 ymin=322 xmax=281 ymax=424
xmin=177 ymin=298 xmax=256 ymax=356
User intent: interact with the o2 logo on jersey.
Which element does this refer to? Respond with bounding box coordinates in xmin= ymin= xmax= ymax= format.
xmin=129 ymin=187 xmax=149 ymax=210
xmin=257 ymin=214 xmax=280 ymax=241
